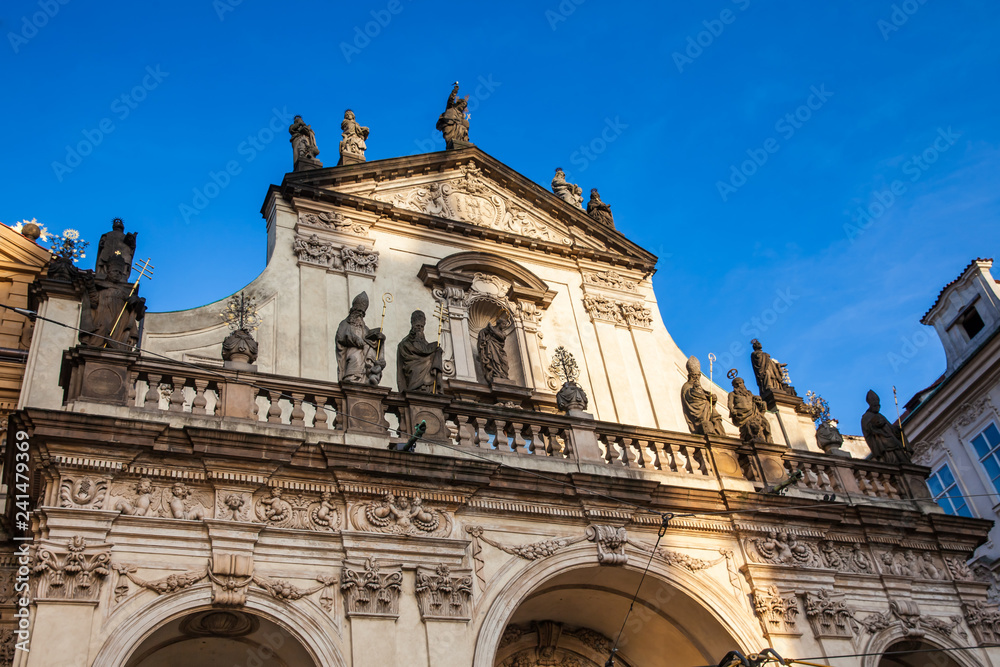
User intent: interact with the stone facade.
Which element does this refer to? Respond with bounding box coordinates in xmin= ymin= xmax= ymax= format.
xmin=4 ymin=148 xmax=1000 ymax=667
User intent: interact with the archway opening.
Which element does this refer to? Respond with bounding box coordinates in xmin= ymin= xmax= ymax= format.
xmin=123 ymin=608 xmax=318 ymax=667
xmin=877 ymin=639 xmax=964 ymax=667
xmin=494 ymin=565 xmax=743 ymax=667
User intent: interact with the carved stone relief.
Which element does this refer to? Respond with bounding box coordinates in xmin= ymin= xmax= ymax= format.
xmin=350 ymin=493 xmax=452 ymax=537
xmin=32 ymin=536 xmax=111 ymax=601
xmin=582 ymin=270 xmax=638 ymax=293
xmin=499 ymin=621 xmax=630 ymax=667
xmin=375 ymin=163 xmax=573 ymax=244
xmin=875 ymin=548 xmax=946 ymax=580
xmin=340 ymin=558 xmax=402 ymax=618
xmin=752 ymin=585 xmax=800 ymax=636
xmin=414 ymin=564 xmax=473 ymax=621
xmin=108 ymin=479 xmax=213 ymax=520
xmin=953 ymin=395 xmax=996 ymax=430
xmin=803 ymin=590 xmax=857 ymax=638
xmin=860 ymin=600 xmax=964 ymax=639
xmin=747 ymin=531 xmax=821 ymax=568
xmin=207 ymin=554 xmax=254 ymax=607
xmin=910 ymin=437 xmax=944 ymax=467
xmin=584 ymin=525 xmax=628 ymax=565
xmin=964 ymin=600 xmax=1000 ymax=644
xmin=253 ymin=487 xmax=342 ymax=531
xmin=299 ymin=211 xmax=369 ymax=236
xmin=58 ymin=476 xmax=108 ymax=509
xmin=582 ymin=295 xmax=652 ymax=329
xmin=216 ymin=491 xmax=253 ymax=522
xmin=292 ymin=234 xmax=379 ymax=275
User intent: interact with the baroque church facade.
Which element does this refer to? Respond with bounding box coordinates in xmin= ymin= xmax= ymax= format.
xmin=4 ymin=91 xmax=1000 ymax=667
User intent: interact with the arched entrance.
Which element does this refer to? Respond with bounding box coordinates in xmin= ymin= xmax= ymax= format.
xmin=124 ymin=609 xmax=317 ymax=667
xmin=877 ymin=639 xmax=965 ymax=667
xmin=488 ymin=560 xmax=752 ymax=667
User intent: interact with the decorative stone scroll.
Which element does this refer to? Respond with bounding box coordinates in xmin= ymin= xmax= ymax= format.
xmin=803 ymin=590 xmax=857 ymax=638
xmin=32 ymin=536 xmax=112 ymax=601
xmin=860 ymin=600 xmax=965 ymax=639
xmin=351 ymin=493 xmax=451 ymax=537
xmin=752 ymin=585 xmax=800 ymax=636
xmin=582 ymin=294 xmax=652 ymax=329
xmin=585 ymin=525 xmax=628 ymax=565
xmin=341 ymin=558 xmax=403 ymax=618
xmin=414 ymin=564 xmax=474 ymax=621
xmin=910 ymin=437 xmax=943 ymax=467
xmin=299 ymin=211 xmax=370 ymax=236
xmin=207 ymin=554 xmax=254 ymax=607
xmin=377 ymin=163 xmax=572 ymax=244
xmin=583 ymin=270 xmax=638 ymax=293
xmin=59 ymin=476 xmax=108 ymax=509
xmin=254 ymin=487 xmax=342 ymax=531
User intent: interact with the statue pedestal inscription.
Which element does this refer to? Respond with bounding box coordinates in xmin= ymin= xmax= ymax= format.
xmin=342 ymin=383 xmax=391 ymax=436
xmin=61 ymin=346 xmax=138 ymax=406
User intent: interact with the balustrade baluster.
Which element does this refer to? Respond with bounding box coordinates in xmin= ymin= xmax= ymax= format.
xmin=289 ymin=393 xmax=305 ymax=426
xmin=144 ymin=374 xmax=162 ymax=411
xmin=493 ymin=419 xmax=509 ymax=452
xmin=522 ymin=423 xmax=537 ymax=455
xmin=267 ymin=390 xmax=283 ymax=424
xmin=314 ymin=396 xmax=329 ymax=429
xmin=168 ymin=376 xmax=186 ymax=412
xmin=192 ymin=379 xmax=209 ymax=414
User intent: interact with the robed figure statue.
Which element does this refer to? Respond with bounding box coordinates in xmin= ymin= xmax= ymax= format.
xmin=477 ymin=312 xmax=510 ymax=385
xmin=586 ymin=189 xmax=615 ymax=227
xmin=95 ymin=217 xmax=137 ymax=280
xmin=436 ymin=83 xmax=471 ymax=149
xmin=336 ymin=292 xmax=386 ymax=385
xmin=728 ymin=376 xmax=773 ymax=445
xmin=681 ymin=356 xmax=725 ymax=436
xmin=289 ymin=115 xmax=321 ymax=164
xmin=861 ymin=390 xmax=910 ymax=464
xmin=339 ymin=109 xmax=369 ymax=163
xmin=751 ymin=339 xmax=794 ymax=396
xmin=397 ymin=310 xmax=444 ymax=393
xmin=79 ymin=255 xmax=146 ymax=350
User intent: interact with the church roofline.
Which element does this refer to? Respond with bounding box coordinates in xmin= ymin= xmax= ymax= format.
xmin=263 ymin=146 xmax=658 ymax=273
xmin=920 ymin=257 xmax=994 ymax=325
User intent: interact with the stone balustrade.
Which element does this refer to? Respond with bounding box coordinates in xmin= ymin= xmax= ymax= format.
xmin=59 ymin=346 xmax=933 ymax=505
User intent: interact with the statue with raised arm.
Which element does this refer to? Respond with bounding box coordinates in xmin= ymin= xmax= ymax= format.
xmin=339 ymin=109 xmax=369 ymax=164
xmin=336 ymin=292 xmax=386 ymax=385
xmin=751 ymin=339 xmax=794 ymax=397
xmin=728 ymin=375 xmax=773 ymax=444
xmin=586 ymin=189 xmax=615 ymax=227
xmin=552 ymin=168 xmax=583 ymax=208
xmin=861 ymin=390 xmax=910 ymax=464
xmin=95 ymin=217 xmax=136 ymax=280
xmin=397 ymin=310 xmax=444 ymax=393
xmin=436 ymin=83 xmax=472 ymax=149
xmin=477 ymin=311 xmax=510 ymax=385
xmin=289 ymin=115 xmax=321 ymax=167
xmin=681 ymin=356 xmax=725 ymax=436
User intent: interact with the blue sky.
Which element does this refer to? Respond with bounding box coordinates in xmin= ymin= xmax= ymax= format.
xmin=3 ymin=0 xmax=998 ymax=433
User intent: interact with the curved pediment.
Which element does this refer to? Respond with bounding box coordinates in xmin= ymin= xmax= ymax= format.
xmin=419 ymin=251 xmax=556 ymax=308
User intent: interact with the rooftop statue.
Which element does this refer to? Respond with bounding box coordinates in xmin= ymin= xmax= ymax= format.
xmin=586 ymin=189 xmax=614 ymax=227
xmin=336 ymin=292 xmax=386 ymax=385
xmin=551 ymin=168 xmax=583 ymax=208
xmin=751 ymin=339 xmax=795 ymax=397
xmin=728 ymin=375 xmax=773 ymax=444
xmin=79 ymin=254 xmax=145 ymax=350
xmin=477 ymin=311 xmax=511 ymax=385
xmin=289 ymin=115 xmax=321 ymax=168
xmin=95 ymin=217 xmax=136 ymax=281
xmin=436 ymin=82 xmax=472 ymax=149
xmin=397 ymin=310 xmax=444 ymax=393
xmin=681 ymin=356 xmax=725 ymax=436
xmin=861 ymin=390 xmax=910 ymax=464
xmin=339 ymin=109 xmax=369 ymax=165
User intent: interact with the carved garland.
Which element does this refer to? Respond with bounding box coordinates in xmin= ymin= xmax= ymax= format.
xmin=581 ymin=294 xmax=652 ymax=329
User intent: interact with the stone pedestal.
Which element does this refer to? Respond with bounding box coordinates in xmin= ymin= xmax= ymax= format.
xmin=446 ymin=139 xmax=474 ymax=150
xmin=402 ymin=392 xmax=451 ymax=443
xmin=342 ymin=383 xmax=391 ymax=435
xmin=60 ymin=346 xmax=138 ymax=406
xmin=337 ymin=152 xmax=365 ymax=166
xmin=294 ymin=156 xmax=323 ymax=171
xmin=770 ymin=392 xmax=818 ymax=452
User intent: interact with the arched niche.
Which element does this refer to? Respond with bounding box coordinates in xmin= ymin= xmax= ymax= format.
xmin=92 ymin=585 xmax=346 ymax=667
xmin=419 ymin=252 xmax=557 ymax=398
xmin=865 ymin=634 xmax=986 ymax=667
xmin=474 ymin=545 xmax=759 ymax=667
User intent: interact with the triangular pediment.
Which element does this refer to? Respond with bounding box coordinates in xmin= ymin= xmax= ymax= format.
xmin=275 ymin=148 xmax=657 ymax=271
xmin=0 ymin=224 xmax=50 ymax=269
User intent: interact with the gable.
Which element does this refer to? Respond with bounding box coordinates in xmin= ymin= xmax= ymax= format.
xmin=277 ymin=148 xmax=657 ymax=271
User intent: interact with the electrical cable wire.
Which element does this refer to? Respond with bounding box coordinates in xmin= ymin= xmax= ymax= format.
xmin=1 ymin=301 xmax=986 ymax=526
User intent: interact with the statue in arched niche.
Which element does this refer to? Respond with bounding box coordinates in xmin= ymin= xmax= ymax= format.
xmin=476 ymin=308 xmax=512 ymax=385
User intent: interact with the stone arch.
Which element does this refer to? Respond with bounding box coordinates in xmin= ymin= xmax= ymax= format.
xmin=428 ymin=251 xmax=556 ymax=306
xmin=862 ymin=628 xmax=986 ymax=667
xmin=473 ymin=542 xmax=761 ymax=667
xmin=92 ymin=584 xmax=347 ymax=667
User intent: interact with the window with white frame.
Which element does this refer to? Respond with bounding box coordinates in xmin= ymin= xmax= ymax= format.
xmin=927 ymin=463 xmax=972 ymax=517
xmin=971 ymin=422 xmax=1000 ymax=496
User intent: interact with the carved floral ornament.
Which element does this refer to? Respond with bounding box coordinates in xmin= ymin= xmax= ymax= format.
xmin=298 ymin=210 xmax=369 ymax=236
xmin=953 ymin=395 xmax=997 ymax=430
xmin=351 ymin=492 xmax=452 ymax=537
xmin=581 ymin=294 xmax=652 ymax=329
xmin=582 ymin=269 xmax=639 ymax=293
xmin=293 ymin=233 xmax=379 ymax=275
xmin=32 ymin=536 xmax=112 ymax=601
xmin=374 ymin=163 xmax=573 ymax=245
